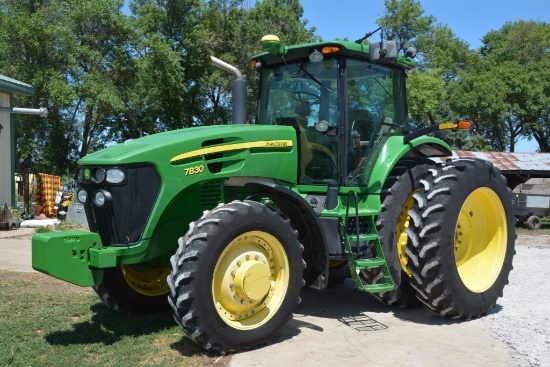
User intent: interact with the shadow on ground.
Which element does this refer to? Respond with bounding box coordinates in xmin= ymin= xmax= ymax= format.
xmin=269 ymin=278 xmax=504 ymax=347
xmin=45 ymin=278 xmax=504 ymax=357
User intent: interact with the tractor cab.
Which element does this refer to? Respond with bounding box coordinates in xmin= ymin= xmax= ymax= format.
xmin=252 ymin=35 xmax=414 ymax=186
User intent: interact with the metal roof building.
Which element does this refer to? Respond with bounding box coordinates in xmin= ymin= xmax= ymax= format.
xmin=432 ymin=150 xmax=550 ymax=190
xmin=0 ymin=75 xmax=34 ymax=208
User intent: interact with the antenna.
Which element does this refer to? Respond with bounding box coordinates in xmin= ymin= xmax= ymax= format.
xmin=355 ymin=27 xmax=381 ymax=44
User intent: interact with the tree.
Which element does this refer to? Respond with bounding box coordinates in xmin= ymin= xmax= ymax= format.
xmin=376 ymin=0 xmax=474 ymax=131
xmin=0 ymin=0 xmax=79 ymax=174
xmin=0 ymin=0 xmax=134 ymax=176
xmin=377 ymin=0 xmax=435 ymax=54
xmin=450 ymin=20 xmax=550 ymax=152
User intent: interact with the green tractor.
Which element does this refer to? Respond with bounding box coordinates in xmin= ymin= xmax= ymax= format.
xmin=32 ymin=34 xmax=515 ymax=353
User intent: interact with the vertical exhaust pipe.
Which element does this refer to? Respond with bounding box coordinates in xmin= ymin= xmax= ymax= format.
xmin=210 ymin=56 xmax=246 ymax=124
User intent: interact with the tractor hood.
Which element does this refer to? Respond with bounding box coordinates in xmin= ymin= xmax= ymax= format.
xmin=79 ymin=124 xmax=299 ymax=184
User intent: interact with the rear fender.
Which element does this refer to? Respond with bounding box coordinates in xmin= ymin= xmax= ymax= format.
xmin=367 ymin=135 xmax=452 ymax=193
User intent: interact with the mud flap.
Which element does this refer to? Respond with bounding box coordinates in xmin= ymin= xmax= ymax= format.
xmin=32 ymin=230 xmax=105 ymax=286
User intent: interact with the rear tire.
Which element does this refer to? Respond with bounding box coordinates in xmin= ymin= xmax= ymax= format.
xmin=406 ymin=158 xmax=515 ymax=319
xmin=168 ymin=200 xmax=305 ymax=353
xmin=359 ymin=158 xmax=434 ymax=307
xmin=526 ymin=215 xmax=541 ymax=230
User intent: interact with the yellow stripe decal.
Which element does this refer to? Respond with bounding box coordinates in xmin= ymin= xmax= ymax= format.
xmin=170 ymin=140 xmax=293 ymax=163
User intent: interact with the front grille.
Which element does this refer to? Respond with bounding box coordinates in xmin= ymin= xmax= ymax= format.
xmin=200 ymin=180 xmax=223 ymax=209
xmin=79 ymin=164 xmax=161 ymax=246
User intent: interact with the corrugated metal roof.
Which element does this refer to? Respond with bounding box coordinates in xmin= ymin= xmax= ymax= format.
xmin=0 ymin=75 xmax=34 ymax=96
xmin=432 ymin=150 xmax=550 ymax=173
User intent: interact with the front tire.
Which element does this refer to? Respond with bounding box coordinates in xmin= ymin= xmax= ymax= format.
xmin=93 ymin=263 xmax=171 ymax=313
xmin=168 ymin=200 xmax=305 ymax=353
xmin=406 ymin=158 xmax=515 ymax=319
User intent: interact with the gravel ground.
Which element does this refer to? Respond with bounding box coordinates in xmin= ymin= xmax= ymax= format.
xmin=474 ymin=232 xmax=550 ymax=367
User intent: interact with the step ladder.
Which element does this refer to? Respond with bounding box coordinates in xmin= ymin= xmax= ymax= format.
xmin=344 ymin=191 xmax=394 ymax=293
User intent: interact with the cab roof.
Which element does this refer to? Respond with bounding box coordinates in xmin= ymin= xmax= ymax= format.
xmin=251 ymin=39 xmax=417 ymax=71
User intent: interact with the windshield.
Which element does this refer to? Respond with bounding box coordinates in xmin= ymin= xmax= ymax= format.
xmin=256 ymin=57 xmax=339 ymax=129
xmin=256 ymin=56 xmax=408 ymax=186
xmin=257 ymin=57 xmax=339 ymax=184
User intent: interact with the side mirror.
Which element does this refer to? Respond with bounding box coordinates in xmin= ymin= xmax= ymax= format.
xmin=369 ymin=40 xmax=398 ymax=61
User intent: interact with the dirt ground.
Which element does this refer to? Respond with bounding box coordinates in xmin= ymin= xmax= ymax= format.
xmin=1 ymin=228 xmax=549 ymax=366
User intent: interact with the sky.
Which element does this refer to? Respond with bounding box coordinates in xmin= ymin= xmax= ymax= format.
xmin=298 ymin=0 xmax=549 ymax=50
xmin=296 ymin=0 xmax=550 ymax=152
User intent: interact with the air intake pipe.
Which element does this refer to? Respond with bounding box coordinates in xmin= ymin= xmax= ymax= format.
xmin=210 ymin=56 xmax=246 ymax=124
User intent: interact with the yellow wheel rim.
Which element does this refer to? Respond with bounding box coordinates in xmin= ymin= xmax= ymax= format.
xmin=396 ymin=190 xmax=417 ymax=277
xmin=212 ymin=231 xmax=289 ymax=330
xmin=121 ymin=264 xmax=171 ymax=297
xmin=455 ymin=187 xmax=507 ymax=293
xmin=329 ymin=260 xmax=347 ymax=268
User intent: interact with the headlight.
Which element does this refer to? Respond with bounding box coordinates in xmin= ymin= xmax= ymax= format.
xmin=106 ymin=168 xmax=126 ymax=184
xmin=77 ymin=189 xmax=88 ymax=204
xmin=93 ymin=189 xmax=113 ymax=208
xmin=92 ymin=168 xmax=106 ymax=183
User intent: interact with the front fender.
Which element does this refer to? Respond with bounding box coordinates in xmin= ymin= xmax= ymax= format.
xmin=245 ymin=181 xmax=329 ymax=291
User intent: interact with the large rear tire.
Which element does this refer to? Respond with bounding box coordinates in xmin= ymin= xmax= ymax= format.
xmin=168 ymin=200 xmax=305 ymax=353
xmin=406 ymin=158 xmax=516 ymax=319
xmin=93 ymin=263 xmax=171 ymax=313
xmin=359 ymin=158 xmax=434 ymax=307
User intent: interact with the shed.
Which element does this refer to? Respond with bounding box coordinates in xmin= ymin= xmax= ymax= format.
xmin=0 ymin=75 xmax=34 ymax=207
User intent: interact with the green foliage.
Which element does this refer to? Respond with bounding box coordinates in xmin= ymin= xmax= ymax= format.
xmin=451 ymin=20 xmax=550 ymax=151
xmin=35 ymin=225 xmax=54 ymax=233
xmin=3 ymin=0 xmax=550 ymax=174
xmin=378 ymin=3 xmax=549 ymax=152
xmin=406 ymin=69 xmax=445 ymax=126
xmin=1 ymin=0 xmax=315 ymax=176
xmin=378 ymin=0 xmax=435 ymax=53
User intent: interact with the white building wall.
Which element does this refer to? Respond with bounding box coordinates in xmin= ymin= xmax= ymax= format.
xmin=0 ymin=92 xmax=12 ymax=207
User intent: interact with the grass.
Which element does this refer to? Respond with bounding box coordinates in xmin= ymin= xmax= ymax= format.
xmin=0 ymin=271 xmax=219 ymax=367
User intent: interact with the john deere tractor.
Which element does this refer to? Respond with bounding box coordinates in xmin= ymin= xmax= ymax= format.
xmin=32 ymin=34 xmax=515 ymax=353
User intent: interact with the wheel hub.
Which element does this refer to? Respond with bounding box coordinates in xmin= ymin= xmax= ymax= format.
xmin=212 ymin=231 xmax=289 ymax=329
xmin=234 ymin=260 xmax=272 ymax=301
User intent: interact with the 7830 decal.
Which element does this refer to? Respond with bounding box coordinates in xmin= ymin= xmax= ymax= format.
xmin=185 ymin=165 xmax=205 ymax=176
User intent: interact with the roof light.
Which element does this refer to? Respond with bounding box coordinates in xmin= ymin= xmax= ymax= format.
xmin=321 ymin=46 xmax=340 ymax=54
xmin=309 ymin=49 xmax=323 ymax=63
xmin=405 ymin=46 xmax=418 ymax=59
